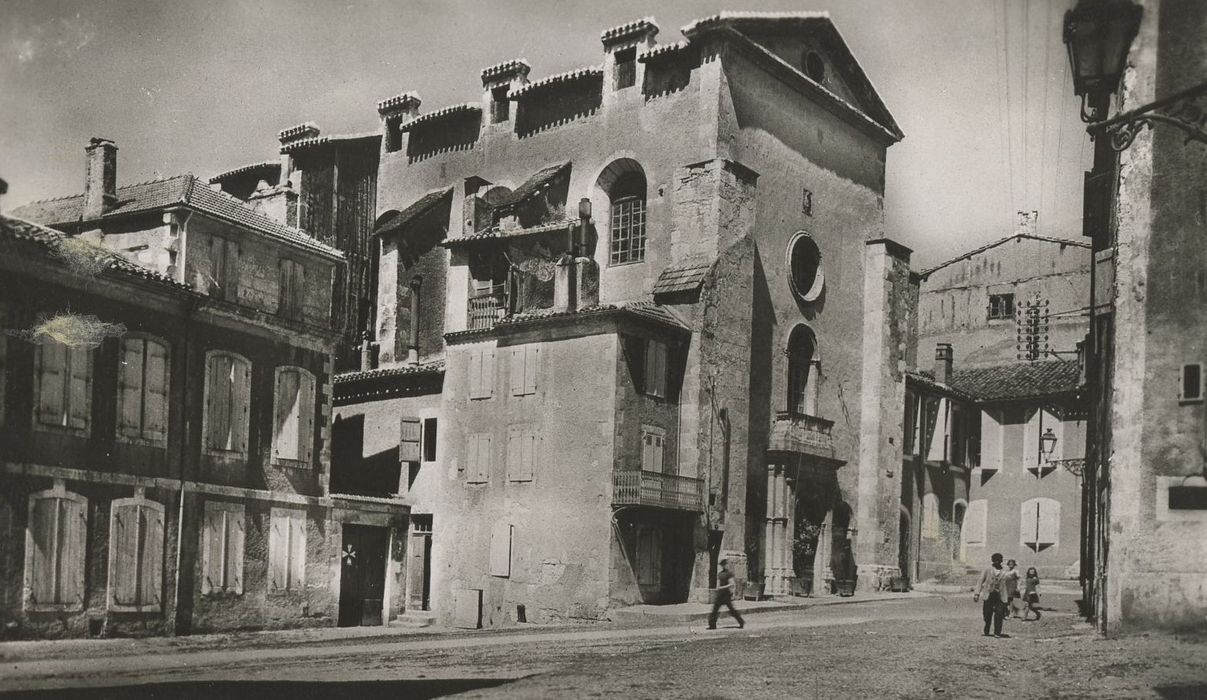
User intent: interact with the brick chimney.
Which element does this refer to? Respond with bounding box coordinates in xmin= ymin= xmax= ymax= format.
xmin=934 ymin=343 xmax=954 ymax=386
xmin=83 ymin=138 xmax=117 ymax=220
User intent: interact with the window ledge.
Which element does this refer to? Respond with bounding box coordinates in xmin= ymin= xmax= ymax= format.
xmin=204 ymin=448 xmax=249 ymax=461
xmin=108 ymin=603 xmax=162 ymax=614
xmin=202 ymin=590 xmax=244 ymax=598
xmin=272 ymin=457 xmax=312 ymax=470
xmin=27 ymin=603 xmax=85 ymax=613
xmin=117 ymin=436 xmax=168 ymax=449
xmin=608 ymin=259 xmax=646 ymax=268
xmin=33 ymin=423 xmax=90 ymax=438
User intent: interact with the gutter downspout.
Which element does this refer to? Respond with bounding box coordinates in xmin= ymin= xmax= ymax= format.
xmin=172 ymin=209 xmax=195 ymax=636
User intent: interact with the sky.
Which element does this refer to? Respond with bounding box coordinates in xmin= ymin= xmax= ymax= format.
xmin=0 ymin=0 xmax=1090 ymax=268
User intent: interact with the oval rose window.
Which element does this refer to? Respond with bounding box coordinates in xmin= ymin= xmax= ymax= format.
xmin=788 ymin=233 xmax=824 ymax=302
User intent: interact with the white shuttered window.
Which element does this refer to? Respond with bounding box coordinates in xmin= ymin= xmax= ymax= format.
xmin=117 ymin=337 xmax=170 ymax=445
xmin=509 ymin=346 xmax=539 ymax=396
xmin=204 ymin=352 xmax=251 ymax=457
xmin=963 ymin=499 xmax=988 ymax=547
xmin=506 ymin=426 xmax=536 ymax=482
xmin=1020 ymin=498 xmax=1060 ymax=551
xmin=641 ymin=426 xmax=666 ymax=473
xmin=201 ymin=501 xmax=245 ymax=594
xmin=468 ymin=347 xmax=496 ymax=399
xmin=34 ymin=341 xmax=93 ymax=434
xmin=108 ymin=495 xmax=165 ymax=610
xmin=465 ymin=433 xmax=492 ymax=483
xmin=268 ymin=508 xmax=306 ymax=593
xmin=272 ymin=367 xmax=315 ymax=464
xmin=26 ymin=488 xmax=87 ymax=610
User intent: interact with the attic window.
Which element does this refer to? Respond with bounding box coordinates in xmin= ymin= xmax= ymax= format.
xmin=491 ymin=86 xmax=510 ymax=123
xmin=614 ymin=47 xmax=637 ymax=90
xmin=803 ymin=51 xmax=826 ymax=83
xmin=988 ymin=293 xmax=1014 ymax=320
xmin=1180 ymin=363 xmax=1203 ymax=402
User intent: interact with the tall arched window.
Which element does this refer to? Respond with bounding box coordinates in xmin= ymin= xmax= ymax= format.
xmin=607 ymin=170 xmax=647 ymax=265
xmin=787 ymin=325 xmax=819 ymax=415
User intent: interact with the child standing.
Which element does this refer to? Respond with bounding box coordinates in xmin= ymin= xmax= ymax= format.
xmin=1004 ymin=559 xmax=1022 ymax=618
xmin=1023 ymin=567 xmax=1042 ymax=621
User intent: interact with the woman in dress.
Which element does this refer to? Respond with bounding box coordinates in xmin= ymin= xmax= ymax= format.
xmin=1022 ymin=567 xmax=1042 ymax=621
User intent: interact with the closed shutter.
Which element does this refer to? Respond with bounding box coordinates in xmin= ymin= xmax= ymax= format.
xmin=29 ymin=496 xmax=58 ymax=604
xmin=141 ymin=504 xmax=164 ymax=606
xmin=926 ymin=398 xmax=949 ymax=463
xmin=232 ymin=358 xmax=250 ymax=455
xmin=210 ymin=237 xmax=227 ymax=296
xmin=278 ymin=259 xmax=293 ymax=318
xmin=506 ymin=427 xmax=534 ymax=482
xmin=224 ymin=240 xmax=241 ymax=302
xmin=111 ymin=501 xmax=139 ymax=605
xmin=268 ymin=511 xmax=287 ymax=591
xmin=524 ymin=347 xmax=539 ymax=395
xmin=477 ymin=434 xmax=492 ymax=482
xmin=468 ymin=349 xmax=483 ymax=399
xmin=509 ymin=348 xmax=525 ymax=396
xmin=481 ymin=349 xmax=495 ymax=398
xmin=66 ymin=347 xmax=91 ymax=432
xmin=1036 ymin=499 xmax=1060 ymax=547
xmin=275 ymin=369 xmax=301 ymax=460
xmin=59 ymin=496 xmax=86 ymax=606
xmin=143 ymin=341 xmax=169 ymax=443
xmin=645 ymin=341 xmax=666 ymax=398
xmin=226 ymin=507 xmax=244 ymax=594
xmin=489 ymin=522 xmax=512 ymax=577
xmin=465 ymin=434 xmax=480 ymax=481
xmin=400 ymin=416 xmax=421 ymax=462
xmin=201 ymin=505 xmax=222 ymax=594
xmin=291 ymin=262 xmax=305 ymax=321
xmin=289 ymin=513 xmax=306 ymax=591
xmin=506 ymin=427 xmax=520 ymax=481
xmin=964 ymin=500 xmax=987 ymax=546
xmin=36 ymin=343 xmax=66 ymax=426
xmin=206 ymin=355 xmax=229 ymax=451
xmin=118 ymin=339 xmax=145 ymax=439
xmin=299 ymin=371 xmax=314 ymax=465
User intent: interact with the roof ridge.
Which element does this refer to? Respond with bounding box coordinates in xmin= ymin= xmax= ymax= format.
xmin=920 ymin=232 xmax=1089 ymax=277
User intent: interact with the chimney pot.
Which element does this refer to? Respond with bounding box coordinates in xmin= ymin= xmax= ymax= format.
xmin=934 ymin=343 xmax=954 ymax=386
xmin=84 ymin=138 xmax=118 ymax=220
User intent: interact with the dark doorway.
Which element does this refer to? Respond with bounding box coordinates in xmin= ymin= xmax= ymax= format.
xmin=339 ymin=524 xmax=389 ymax=626
xmin=408 ymin=516 xmax=433 ymax=612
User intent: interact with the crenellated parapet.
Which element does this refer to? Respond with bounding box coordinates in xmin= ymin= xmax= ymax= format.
xmin=600 ymin=17 xmax=659 ymax=47
xmin=278 ymin=122 xmax=320 ymax=144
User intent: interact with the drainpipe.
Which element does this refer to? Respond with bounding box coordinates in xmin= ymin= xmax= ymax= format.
xmin=172 ymin=291 xmax=199 ymax=636
xmin=408 ymin=276 xmax=422 ymax=365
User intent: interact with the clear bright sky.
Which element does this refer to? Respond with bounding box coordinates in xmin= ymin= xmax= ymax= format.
xmin=0 ymin=0 xmax=1089 ymax=268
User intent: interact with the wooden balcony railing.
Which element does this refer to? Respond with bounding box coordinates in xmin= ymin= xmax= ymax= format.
xmin=468 ymin=291 xmax=507 ymax=330
xmin=769 ymin=411 xmax=835 ymax=459
xmin=613 ymin=470 xmax=705 ymax=512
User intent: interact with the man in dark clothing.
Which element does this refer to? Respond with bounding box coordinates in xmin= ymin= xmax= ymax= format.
xmin=973 ymin=552 xmax=1008 ymax=637
xmin=708 ymin=559 xmax=745 ymax=630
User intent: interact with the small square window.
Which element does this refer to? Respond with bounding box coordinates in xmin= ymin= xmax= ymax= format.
xmin=1180 ymin=364 xmax=1203 ymax=402
xmin=614 ymin=47 xmax=636 ymax=90
xmin=988 ymin=293 xmax=1014 ymax=320
xmin=490 ymin=86 xmax=510 ymax=123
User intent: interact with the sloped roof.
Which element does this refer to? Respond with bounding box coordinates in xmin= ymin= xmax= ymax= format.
xmin=374 ymin=187 xmax=454 ymax=237
xmin=444 ymin=218 xmax=580 ymax=247
xmin=11 ymin=175 xmax=342 ymax=259
xmin=948 ymin=361 xmax=1082 ymax=402
xmin=446 ymin=301 xmax=689 ymax=341
xmin=209 ymin=161 xmax=281 ymax=185
xmin=653 ymin=255 xmax=714 ymax=295
xmin=334 ymin=361 xmax=446 ymax=385
xmin=920 ymin=233 xmax=1090 ymax=278
xmin=0 ymin=213 xmax=193 ymax=292
xmin=494 ymin=162 xmax=570 ymax=211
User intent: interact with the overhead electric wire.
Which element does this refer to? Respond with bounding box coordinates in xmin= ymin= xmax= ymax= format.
xmin=1001 ymin=0 xmax=1017 ymax=233
xmin=1038 ymin=0 xmax=1054 ymax=236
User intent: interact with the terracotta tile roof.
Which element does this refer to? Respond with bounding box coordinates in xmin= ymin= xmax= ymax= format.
xmin=494 ymin=162 xmax=570 ymax=211
xmin=653 ymin=255 xmax=714 ymax=295
xmin=334 ymin=361 xmax=445 ymax=384
xmin=447 ymin=301 xmax=689 ymax=340
xmin=601 ymin=17 xmax=659 ymax=45
xmin=947 ymin=361 xmax=1082 ymax=402
xmin=398 ymin=104 xmax=482 ymax=133
xmin=0 ymin=213 xmax=193 ymax=292
xmin=481 ymin=59 xmax=531 ymax=83
xmin=374 ymin=187 xmax=453 ymax=237
xmin=11 ymin=175 xmax=343 ymax=259
xmin=444 ymin=218 xmax=580 ymax=247
xmin=510 ymin=67 xmax=603 ymax=99
xmin=209 ymin=161 xmax=281 ymax=184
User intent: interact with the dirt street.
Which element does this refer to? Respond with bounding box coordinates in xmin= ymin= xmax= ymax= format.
xmin=1 ymin=593 xmax=1204 ymax=699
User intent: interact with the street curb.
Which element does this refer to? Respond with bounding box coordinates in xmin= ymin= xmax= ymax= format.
xmin=610 ymin=592 xmax=931 ymax=625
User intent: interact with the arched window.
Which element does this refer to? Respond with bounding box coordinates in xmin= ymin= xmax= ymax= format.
xmin=108 ymin=494 xmax=165 ymax=611
xmin=787 ymin=325 xmax=819 ymax=415
xmin=203 ymin=351 xmax=251 ymax=457
xmin=26 ymin=487 xmax=87 ymax=611
xmin=273 ymin=366 xmax=316 ymax=465
xmin=606 ymin=169 xmax=647 ymax=265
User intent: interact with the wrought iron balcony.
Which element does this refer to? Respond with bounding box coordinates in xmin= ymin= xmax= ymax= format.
xmin=613 ymin=470 xmax=704 ymax=512
xmin=769 ymin=411 xmax=835 ymax=460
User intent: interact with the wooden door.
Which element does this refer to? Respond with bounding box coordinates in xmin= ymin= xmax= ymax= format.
xmin=338 ymin=524 xmax=389 ymax=626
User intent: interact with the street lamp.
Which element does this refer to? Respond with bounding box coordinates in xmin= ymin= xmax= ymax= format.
xmin=1040 ymin=428 xmax=1058 ymax=463
xmin=1063 ymin=0 xmax=1143 ymax=122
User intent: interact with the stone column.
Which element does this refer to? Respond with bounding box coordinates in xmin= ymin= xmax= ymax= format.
xmin=764 ymin=464 xmax=793 ymax=595
xmin=812 ymin=509 xmax=834 ymax=595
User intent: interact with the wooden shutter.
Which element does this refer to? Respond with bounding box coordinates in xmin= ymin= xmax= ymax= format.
xmin=1021 ymin=499 xmax=1040 ymax=546
xmin=289 ymin=513 xmax=306 ymax=590
xmin=926 ymin=398 xmax=949 ymax=463
xmin=275 ymin=369 xmax=301 ymax=460
xmin=117 ymin=339 xmax=145 ymax=439
xmin=489 ymin=522 xmax=512 ymax=577
xmin=36 ymin=343 xmax=66 ymax=426
xmin=209 ymin=237 xmax=227 ymax=296
xmin=111 ymin=501 xmax=139 ymax=605
xmin=468 ymin=349 xmax=483 ymax=399
xmin=506 ymin=427 xmax=524 ymax=481
xmin=519 ymin=431 xmax=535 ymax=481
xmin=278 ymin=259 xmax=293 ymax=318
xmin=224 ymin=240 xmax=241 ymax=302
xmin=481 ymin=349 xmax=495 ymax=398
xmin=1037 ymin=499 xmax=1060 ymax=546
xmin=645 ymin=341 xmax=666 ymax=398
xmin=477 ymin=433 xmax=492 ymax=482
xmin=291 ymin=262 xmax=305 ymax=321
xmin=201 ymin=505 xmax=222 ymax=594
xmin=206 ymin=354 xmax=230 ymax=451
xmin=509 ymin=348 xmax=525 ymax=396
xmin=300 ymin=371 xmax=314 ymax=464
xmin=964 ymin=500 xmax=987 ymax=546
xmin=269 ymin=510 xmax=287 ymax=591
xmin=59 ymin=495 xmax=86 ymax=606
xmin=524 ymin=347 xmax=539 ymax=395
xmin=226 ymin=507 xmax=244 ymax=593
xmin=66 ymin=347 xmax=91 ymax=432
xmin=232 ymin=358 xmax=250 ymax=455
xmin=465 ymin=434 xmax=479 ymax=481
xmin=29 ymin=496 xmax=58 ymax=604
xmin=143 ymin=341 xmax=169 ymax=443
xmin=141 ymin=504 xmax=164 ymax=606
xmin=641 ymin=433 xmax=654 ymax=472
xmin=400 ymin=416 xmax=422 ymax=462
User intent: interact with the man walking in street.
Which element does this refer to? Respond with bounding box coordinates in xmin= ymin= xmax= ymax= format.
xmin=973 ymin=552 xmax=1008 ymax=637
xmin=707 ymin=559 xmax=745 ymax=630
